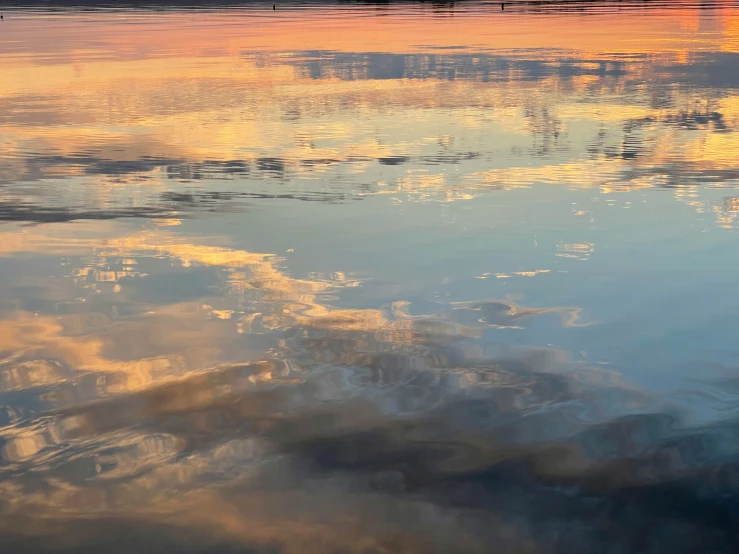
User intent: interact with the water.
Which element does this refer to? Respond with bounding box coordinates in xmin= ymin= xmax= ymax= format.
xmin=2 ymin=1 xmax=739 ymax=551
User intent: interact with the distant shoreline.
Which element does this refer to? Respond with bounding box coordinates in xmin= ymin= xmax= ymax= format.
xmin=0 ymin=0 xmax=730 ymax=7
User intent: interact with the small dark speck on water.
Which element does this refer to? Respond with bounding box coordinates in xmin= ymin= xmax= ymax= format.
xmin=501 ymin=3 xmax=505 ymax=9
xmin=273 ymin=4 xmax=276 ymax=9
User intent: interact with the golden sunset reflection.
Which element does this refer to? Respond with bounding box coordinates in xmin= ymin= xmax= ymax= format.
xmin=0 ymin=3 xmax=737 ymax=216
xmin=2 ymin=3 xmax=739 ymax=552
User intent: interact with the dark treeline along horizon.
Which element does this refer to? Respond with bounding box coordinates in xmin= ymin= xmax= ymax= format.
xmin=0 ymin=0 xmax=729 ymax=8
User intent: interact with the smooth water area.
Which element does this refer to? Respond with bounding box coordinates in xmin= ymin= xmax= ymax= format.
xmin=2 ymin=2 xmax=739 ymax=551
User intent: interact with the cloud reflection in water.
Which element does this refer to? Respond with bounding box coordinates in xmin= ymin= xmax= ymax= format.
xmin=2 ymin=2 xmax=739 ymax=552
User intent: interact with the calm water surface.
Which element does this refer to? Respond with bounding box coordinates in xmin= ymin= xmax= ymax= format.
xmin=2 ymin=2 xmax=739 ymax=552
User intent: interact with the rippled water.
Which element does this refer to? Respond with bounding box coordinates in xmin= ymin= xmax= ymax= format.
xmin=2 ymin=1 xmax=739 ymax=551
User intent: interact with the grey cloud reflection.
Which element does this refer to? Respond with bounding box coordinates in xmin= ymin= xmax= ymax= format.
xmin=1 ymin=223 xmax=738 ymax=553
xmin=3 ymin=332 xmax=739 ymax=553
